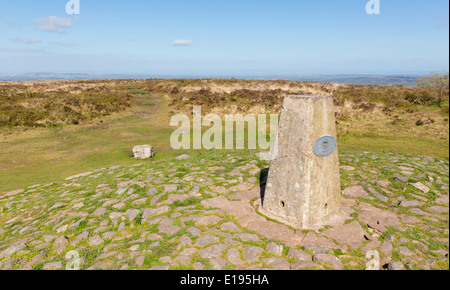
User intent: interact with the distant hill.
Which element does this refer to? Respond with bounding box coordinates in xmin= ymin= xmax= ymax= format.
xmin=0 ymin=73 xmax=420 ymax=87
xmin=320 ymin=75 xmax=419 ymax=87
xmin=0 ymin=73 xmax=130 ymax=82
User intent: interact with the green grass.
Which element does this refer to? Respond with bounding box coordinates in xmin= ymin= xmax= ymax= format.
xmin=0 ymin=93 xmax=175 ymax=192
xmin=0 ymin=80 xmax=448 ymax=192
xmin=338 ymin=135 xmax=449 ymax=160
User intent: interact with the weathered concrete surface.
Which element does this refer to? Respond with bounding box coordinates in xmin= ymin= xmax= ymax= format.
xmin=261 ymin=95 xmax=343 ymax=229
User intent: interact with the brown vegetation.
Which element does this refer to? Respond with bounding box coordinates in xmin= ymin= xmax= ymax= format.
xmin=0 ymin=78 xmax=448 ymax=143
xmin=0 ymin=80 xmax=136 ymax=128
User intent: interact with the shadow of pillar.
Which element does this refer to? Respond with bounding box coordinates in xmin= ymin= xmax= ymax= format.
xmin=259 ymin=168 xmax=269 ymax=207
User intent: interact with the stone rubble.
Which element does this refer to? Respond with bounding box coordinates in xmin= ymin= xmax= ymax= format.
xmin=0 ymin=152 xmax=448 ymax=270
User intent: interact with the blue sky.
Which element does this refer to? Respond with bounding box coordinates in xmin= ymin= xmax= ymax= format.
xmin=0 ymin=0 xmax=448 ymax=76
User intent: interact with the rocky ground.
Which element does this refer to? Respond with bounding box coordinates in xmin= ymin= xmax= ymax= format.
xmin=0 ymin=151 xmax=448 ymax=270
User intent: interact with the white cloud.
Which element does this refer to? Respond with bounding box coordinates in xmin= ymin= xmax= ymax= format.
xmin=10 ymin=38 xmax=42 ymax=44
xmin=32 ymin=16 xmax=75 ymax=33
xmin=172 ymin=39 xmax=194 ymax=46
xmin=0 ymin=48 xmax=46 ymax=54
xmin=49 ymin=41 xmax=71 ymax=46
xmin=5 ymin=20 xmax=20 ymax=28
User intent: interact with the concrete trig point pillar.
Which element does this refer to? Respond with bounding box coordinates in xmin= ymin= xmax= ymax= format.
xmin=260 ymin=95 xmax=342 ymax=230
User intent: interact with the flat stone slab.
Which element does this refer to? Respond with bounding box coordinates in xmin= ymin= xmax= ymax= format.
xmin=201 ymin=192 xmax=305 ymax=247
xmin=313 ymin=254 xmax=344 ymax=270
xmin=410 ymin=182 xmax=430 ymax=194
xmin=287 ymin=249 xmax=312 ymax=262
xmin=195 ymin=215 xmax=222 ymax=226
xmin=244 ymin=246 xmax=264 ymax=262
xmin=0 ymin=150 xmax=448 ymax=271
xmin=162 ymin=194 xmax=190 ymax=205
xmin=428 ymin=206 xmax=449 ymax=213
xmin=321 ymin=221 xmax=368 ymax=249
xmin=399 ymin=200 xmax=425 ymax=207
xmin=357 ymin=203 xmax=400 ymax=233
xmin=300 ymin=232 xmax=340 ymax=250
xmin=343 ymin=186 xmax=370 ymax=199
xmin=199 ymin=244 xmax=229 ymax=259
xmin=435 ymin=195 xmax=449 ymax=205
xmin=195 ymin=234 xmax=220 ymax=247
xmin=142 ymin=206 xmax=171 ymax=221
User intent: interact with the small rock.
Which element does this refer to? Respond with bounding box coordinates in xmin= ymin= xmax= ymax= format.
xmin=163 ymin=194 xmax=189 ymax=205
xmin=19 ymin=226 xmax=37 ymax=234
xmin=384 ymin=234 xmax=395 ymax=242
xmin=244 ymin=246 xmax=264 ymax=262
xmin=150 ymin=265 xmax=170 ymax=270
xmin=396 ymin=246 xmax=414 ymax=256
xmin=0 ymin=243 xmax=27 ymax=259
xmin=435 ymin=195 xmax=449 ymax=205
xmin=199 ymin=244 xmax=228 ymax=259
xmin=393 ymin=175 xmax=409 ymax=183
xmin=210 ymin=258 xmax=228 ymax=270
xmin=43 ymin=235 xmax=58 ymax=242
xmin=195 ymin=215 xmax=222 ymax=226
xmin=220 ymin=222 xmax=242 ymax=233
xmin=125 ymin=209 xmax=141 ymax=221
xmin=176 ymin=248 xmax=197 ymax=264
xmin=53 ymin=236 xmax=69 ymax=247
xmin=261 ymin=257 xmax=290 ymax=270
xmin=303 ymin=245 xmax=330 ymax=254
xmin=135 ymin=256 xmax=145 ymax=267
xmin=163 ymin=184 xmax=178 ymax=194
xmin=287 ymin=249 xmax=311 ymax=262
xmin=188 ymin=186 xmax=201 ymax=197
xmin=91 ymin=207 xmax=107 ymax=216
xmin=142 ymin=206 xmax=171 ymax=221
xmin=313 ymin=254 xmax=344 ymax=270
xmin=377 ymin=180 xmax=391 ymax=188
xmin=176 ymin=154 xmax=190 ymax=160
xmin=266 ymin=242 xmax=283 ymax=256
xmin=102 ymin=232 xmax=116 ymax=240
xmin=410 ymin=182 xmax=430 ymax=194
xmin=397 ymin=237 xmax=410 ymax=245
xmin=234 ymin=233 xmax=260 ymax=242
xmin=48 ymin=202 xmax=66 ymax=211
xmin=387 ymin=261 xmax=405 ymax=270
xmin=132 ymin=145 xmax=154 ymax=159
xmin=178 ymin=234 xmax=192 ymax=248
xmin=375 ymin=194 xmax=389 ymax=203
xmin=291 ymin=261 xmax=324 ymax=270
xmin=405 ymin=262 xmax=414 ymax=269
xmin=132 ymin=198 xmax=148 ymax=205
xmin=56 ymin=225 xmax=68 ymax=233
xmin=340 ymin=165 xmax=356 ymax=171
xmin=89 ymin=236 xmax=105 ymax=247
xmin=158 ymin=224 xmax=181 ymax=235
xmin=194 ymin=262 xmax=205 ymax=270
xmin=226 ymin=248 xmax=242 ymax=265
xmin=428 ymin=206 xmax=449 ymax=213
xmin=116 ymin=188 xmax=127 ymax=195
xmin=196 ymin=234 xmax=220 ymax=247
xmin=342 ymin=186 xmax=370 ymax=198
xmin=43 ymin=261 xmax=63 ymax=270
xmin=380 ymin=241 xmax=393 ymax=255
xmin=187 ymin=227 xmax=201 ymax=237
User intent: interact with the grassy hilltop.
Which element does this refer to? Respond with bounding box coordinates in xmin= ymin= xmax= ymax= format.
xmin=0 ymin=78 xmax=448 ymax=270
xmin=0 ymin=78 xmax=448 ymax=192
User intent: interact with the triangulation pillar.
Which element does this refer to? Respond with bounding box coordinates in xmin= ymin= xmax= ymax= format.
xmin=260 ymin=95 xmax=342 ymax=229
